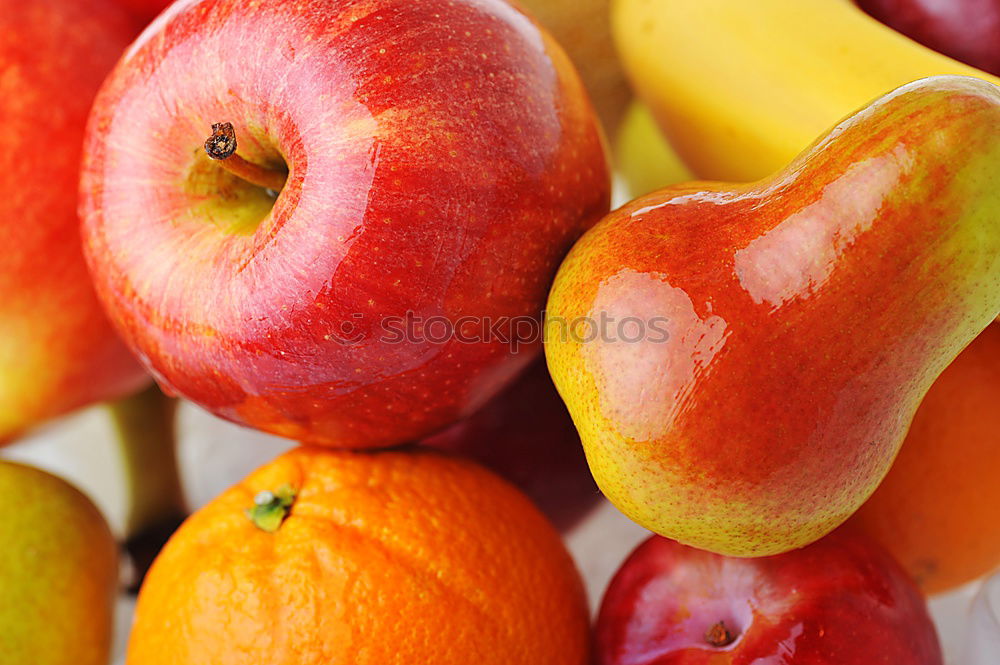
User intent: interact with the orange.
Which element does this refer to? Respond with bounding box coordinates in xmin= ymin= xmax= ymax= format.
xmin=847 ymin=323 xmax=1000 ymax=593
xmin=127 ymin=447 xmax=591 ymax=664
xmin=0 ymin=461 xmax=118 ymax=665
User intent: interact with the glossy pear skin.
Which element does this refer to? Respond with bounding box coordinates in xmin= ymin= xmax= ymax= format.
xmin=545 ymin=76 xmax=1000 ymax=556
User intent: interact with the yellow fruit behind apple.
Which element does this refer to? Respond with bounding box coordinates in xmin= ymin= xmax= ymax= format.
xmin=615 ymin=101 xmax=692 ymax=198
xmin=0 ymin=461 xmax=118 ymax=665
xmin=518 ymin=0 xmax=630 ymax=135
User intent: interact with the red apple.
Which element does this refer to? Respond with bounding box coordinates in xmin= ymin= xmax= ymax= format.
xmin=857 ymin=0 xmax=1000 ymax=77
xmin=597 ymin=530 xmax=943 ymax=664
xmin=0 ymin=0 xmax=149 ymax=444
xmin=80 ymin=0 xmax=610 ymax=449
xmin=422 ymin=358 xmax=600 ymax=531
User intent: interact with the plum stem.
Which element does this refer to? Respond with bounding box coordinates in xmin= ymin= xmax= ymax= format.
xmin=705 ymin=621 xmax=736 ymax=648
xmin=204 ymin=122 xmax=287 ymax=192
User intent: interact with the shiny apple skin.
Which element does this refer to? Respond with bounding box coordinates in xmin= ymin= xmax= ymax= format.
xmin=80 ymin=0 xmax=610 ymax=448
xmin=596 ymin=530 xmax=943 ymax=665
xmin=0 ymin=0 xmax=149 ymax=444
xmin=545 ymin=76 xmax=1000 ymax=556
xmin=858 ymin=0 xmax=1000 ymax=77
xmin=422 ymin=358 xmax=600 ymax=532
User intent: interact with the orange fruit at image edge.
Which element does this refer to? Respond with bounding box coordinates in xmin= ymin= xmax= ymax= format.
xmin=127 ymin=447 xmax=591 ymax=665
xmin=847 ymin=323 xmax=1000 ymax=593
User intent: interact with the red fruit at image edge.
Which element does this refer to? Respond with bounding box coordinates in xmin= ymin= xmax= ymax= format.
xmin=857 ymin=0 xmax=1000 ymax=76
xmin=596 ymin=530 xmax=943 ymax=664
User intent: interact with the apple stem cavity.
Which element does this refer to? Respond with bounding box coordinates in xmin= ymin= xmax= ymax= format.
xmin=704 ymin=621 xmax=736 ymax=648
xmin=204 ymin=122 xmax=287 ymax=193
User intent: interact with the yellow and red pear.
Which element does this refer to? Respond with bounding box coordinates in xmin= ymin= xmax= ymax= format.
xmin=546 ymin=76 xmax=1000 ymax=556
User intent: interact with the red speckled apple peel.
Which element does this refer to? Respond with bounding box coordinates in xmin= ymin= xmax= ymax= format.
xmin=81 ymin=0 xmax=610 ymax=448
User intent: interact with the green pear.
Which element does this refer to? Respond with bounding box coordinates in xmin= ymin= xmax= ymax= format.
xmin=0 ymin=462 xmax=118 ymax=665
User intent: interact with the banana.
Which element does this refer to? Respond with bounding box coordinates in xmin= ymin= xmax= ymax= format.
xmin=612 ymin=0 xmax=1000 ymax=181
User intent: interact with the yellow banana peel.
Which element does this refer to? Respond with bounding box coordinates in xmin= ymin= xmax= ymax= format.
xmin=612 ymin=0 xmax=1000 ymax=181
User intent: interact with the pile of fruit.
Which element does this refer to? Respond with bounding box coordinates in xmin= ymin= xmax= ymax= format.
xmin=2 ymin=0 xmax=999 ymax=663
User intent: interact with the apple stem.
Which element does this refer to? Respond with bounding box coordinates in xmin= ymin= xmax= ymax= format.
xmin=204 ymin=122 xmax=287 ymax=192
xmin=705 ymin=621 xmax=736 ymax=648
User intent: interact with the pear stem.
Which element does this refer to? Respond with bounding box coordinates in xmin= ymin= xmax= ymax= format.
xmin=107 ymin=385 xmax=187 ymax=590
xmin=108 ymin=385 xmax=186 ymax=535
xmin=204 ymin=122 xmax=287 ymax=192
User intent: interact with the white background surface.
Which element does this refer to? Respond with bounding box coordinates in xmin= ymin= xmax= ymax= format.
xmin=0 ymin=398 xmax=986 ymax=664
